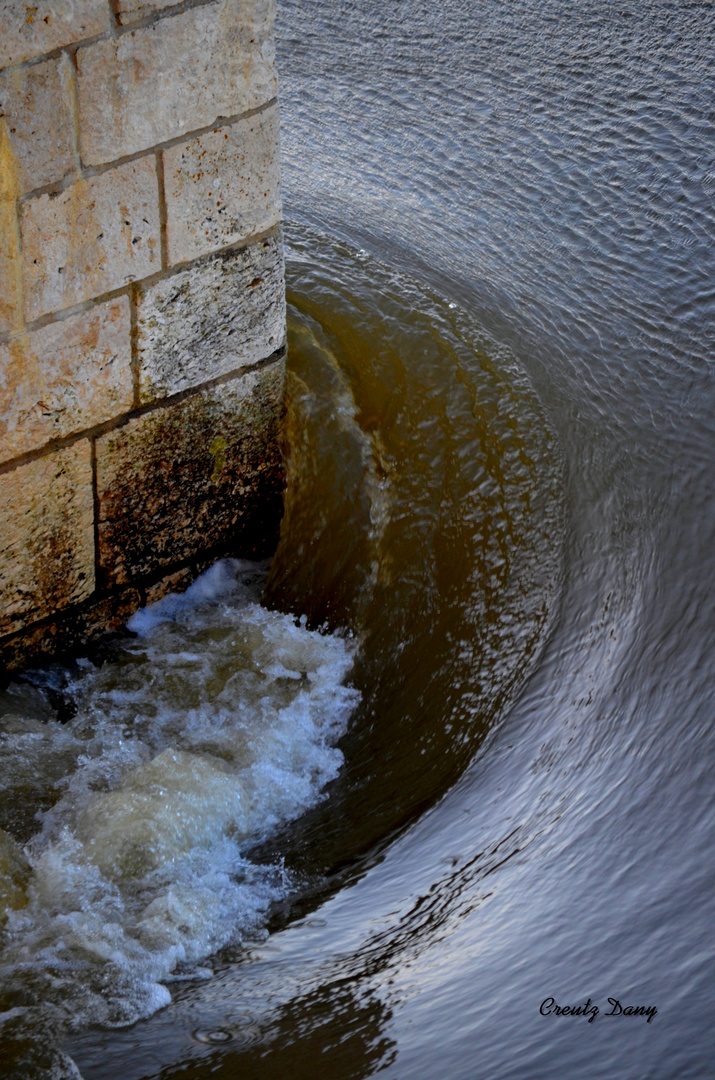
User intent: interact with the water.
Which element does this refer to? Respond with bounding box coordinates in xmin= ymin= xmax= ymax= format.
xmin=3 ymin=0 xmax=715 ymax=1075
xmin=0 ymin=562 xmax=359 ymax=1074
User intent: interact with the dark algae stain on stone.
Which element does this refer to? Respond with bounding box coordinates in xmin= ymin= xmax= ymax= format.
xmin=95 ymin=361 xmax=285 ymax=586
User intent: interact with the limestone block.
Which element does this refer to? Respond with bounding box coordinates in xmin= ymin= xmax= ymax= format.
xmin=0 ymin=54 xmax=76 ymax=195
xmin=163 ymin=105 xmax=281 ymax=266
xmin=0 ymin=297 xmax=133 ymax=462
xmin=0 ymin=441 xmax=94 ymax=637
xmin=76 ymin=0 xmax=277 ymax=167
xmin=96 ymin=362 xmax=285 ymax=584
xmin=0 ymin=119 xmax=22 ymax=336
xmin=136 ymin=232 xmax=285 ymax=403
xmin=21 ymin=157 xmax=160 ymax=321
xmin=0 ymin=0 xmax=109 ymax=69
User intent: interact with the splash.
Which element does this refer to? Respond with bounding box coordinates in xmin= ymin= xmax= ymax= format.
xmin=0 ymin=560 xmax=359 ymax=1066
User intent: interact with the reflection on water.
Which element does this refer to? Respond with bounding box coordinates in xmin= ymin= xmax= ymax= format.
xmin=4 ymin=0 xmax=715 ymax=1075
xmin=260 ymin=230 xmax=563 ymax=874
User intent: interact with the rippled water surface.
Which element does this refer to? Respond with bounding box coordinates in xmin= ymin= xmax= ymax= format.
xmin=3 ymin=0 xmax=715 ymax=1076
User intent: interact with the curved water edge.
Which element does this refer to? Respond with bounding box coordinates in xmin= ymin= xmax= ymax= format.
xmin=0 ymin=228 xmax=562 ymax=1075
xmin=2 ymin=0 xmax=715 ymax=1075
xmin=261 ymin=227 xmax=564 ymax=874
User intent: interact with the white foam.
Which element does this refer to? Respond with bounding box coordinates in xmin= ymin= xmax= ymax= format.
xmin=0 ymin=560 xmax=359 ymax=1031
xmin=126 ymin=558 xmax=268 ymax=635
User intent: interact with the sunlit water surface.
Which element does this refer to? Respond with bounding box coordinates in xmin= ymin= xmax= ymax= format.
xmin=2 ymin=0 xmax=715 ymax=1076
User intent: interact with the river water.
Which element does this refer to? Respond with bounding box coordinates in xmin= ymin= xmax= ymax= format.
xmin=2 ymin=0 xmax=714 ymax=1076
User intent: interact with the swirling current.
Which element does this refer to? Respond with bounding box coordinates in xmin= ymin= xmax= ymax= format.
xmin=1 ymin=1 xmax=714 ymax=1077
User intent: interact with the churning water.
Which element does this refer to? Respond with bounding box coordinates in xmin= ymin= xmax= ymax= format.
xmin=3 ymin=0 xmax=715 ymax=1076
xmin=0 ymin=560 xmax=359 ymax=1073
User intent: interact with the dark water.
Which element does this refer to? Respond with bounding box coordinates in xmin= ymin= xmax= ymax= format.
xmin=5 ymin=0 xmax=715 ymax=1076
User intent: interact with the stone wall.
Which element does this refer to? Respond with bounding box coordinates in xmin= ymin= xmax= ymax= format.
xmin=0 ymin=0 xmax=286 ymax=671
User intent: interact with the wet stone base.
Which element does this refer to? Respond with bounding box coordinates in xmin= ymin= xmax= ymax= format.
xmin=96 ymin=359 xmax=285 ymax=585
xmin=0 ymin=356 xmax=285 ymax=676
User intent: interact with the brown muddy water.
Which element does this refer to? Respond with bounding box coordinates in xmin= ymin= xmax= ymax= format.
xmin=2 ymin=0 xmax=715 ymax=1077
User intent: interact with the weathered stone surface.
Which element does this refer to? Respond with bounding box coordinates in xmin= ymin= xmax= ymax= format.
xmin=114 ymin=0 xmax=191 ymax=26
xmin=0 ymin=0 xmax=285 ymax=672
xmin=0 ymin=0 xmax=109 ymax=70
xmin=0 ymin=54 xmax=76 ymax=195
xmin=0 ymin=584 xmax=142 ymax=672
xmin=0 ymin=118 xmax=22 ymax=336
xmin=136 ymin=231 xmax=285 ymax=402
xmin=0 ymin=441 xmax=94 ymax=637
xmin=144 ymin=566 xmax=194 ymax=605
xmin=76 ymin=0 xmax=276 ymax=167
xmin=96 ymin=361 xmax=285 ymax=584
xmin=164 ymin=105 xmax=280 ymax=266
xmin=21 ymin=157 xmax=160 ymax=320
xmin=0 ymin=297 xmax=133 ymax=462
